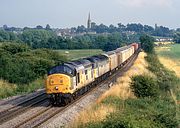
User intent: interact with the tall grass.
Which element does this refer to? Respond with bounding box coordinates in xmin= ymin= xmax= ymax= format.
xmin=0 ymin=80 xmax=17 ymax=99
xmin=70 ymin=104 xmax=115 ymax=128
xmin=0 ymin=78 xmax=44 ymax=99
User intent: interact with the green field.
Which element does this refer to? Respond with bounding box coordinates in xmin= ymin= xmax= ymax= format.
xmin=56 ymin=49 xmax=103 ymax=60
xmin=155 ymin=44 xmax=180 ymax=77
xmin=156 ymin=44 xmax=180 ymax=61
xmin=156 ymin=43 xmax=180 ymax=100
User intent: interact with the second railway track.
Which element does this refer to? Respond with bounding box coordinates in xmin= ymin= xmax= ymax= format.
xmin=0 ymin=92 xmax=48 ymax=124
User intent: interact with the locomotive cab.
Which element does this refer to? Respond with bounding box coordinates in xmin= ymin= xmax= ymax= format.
xmin=46 ymin=64 xmax=77 ymax=105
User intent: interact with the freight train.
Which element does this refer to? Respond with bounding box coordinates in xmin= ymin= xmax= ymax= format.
xmin=46 ymin=43 xmax=139 ymax=105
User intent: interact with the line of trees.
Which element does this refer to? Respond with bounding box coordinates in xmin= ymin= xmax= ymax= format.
xmin=0 ymin=29 xmax=140 ymax=51
xmin=77 ymin=23 xmax=174 ymax=37
xmin=1 ymin=23 xmax=179 ymax=51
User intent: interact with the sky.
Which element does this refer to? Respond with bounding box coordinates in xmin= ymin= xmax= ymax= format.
xmin=0 ymin=0 xmax=179 ymax=29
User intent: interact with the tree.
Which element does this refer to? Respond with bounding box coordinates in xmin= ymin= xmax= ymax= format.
xmin=0 ymin=43 xmax=67 ymax=84
xmin=20 ymin=29 xmax=56 ymax=48
xmin=143 ymin=25 xmax=154 ymax=32
xmin=140 ymin=34 xmax=155 ymax=53
xmin=76 ymin=25 xmax=86 ymax=33
xmin=153 ymin=25 xmax=172 ymax=37
xmin=36 ymin=25 xmax=43 ymax=29
xmin=117 ymin=23 xmax=126 ymax=32
xmin=3 ymin=25 xmax=8 ymax=30
xmin=1 ymin=43 xmax=30 ymax=54
xmin=126 ymin=23 xmax=143 ymax=32
xmin=109 ymin=24 xmax=117 ymax=33
xmin=0 ymin=30 xmax=10 ymax=41
xmin=45 ymin=24 xmax=51 ymax=30
xmin=96 ymin=24 xmax=108 ymax=33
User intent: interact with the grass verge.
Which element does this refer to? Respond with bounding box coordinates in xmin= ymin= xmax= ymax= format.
xmin=0 ymin=78 xmax=44 ymax=99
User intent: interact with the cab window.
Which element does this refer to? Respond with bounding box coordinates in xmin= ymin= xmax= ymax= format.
xmin=48 ymin=65 xmax=74 ymax=76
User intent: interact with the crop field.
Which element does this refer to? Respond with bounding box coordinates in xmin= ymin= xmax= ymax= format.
xmin=56 ymin=49 xmax=103 ymax=60
xmin=156 ymin=44 xmax=180 ymax=60
xmin=156 ymin=43 xmax=180 ymax=103
xmin=156 ymin=44 xmax=180 ymax=77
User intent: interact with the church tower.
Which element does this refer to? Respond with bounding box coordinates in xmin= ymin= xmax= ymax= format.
xmin=87 ymin=12 xmax=91 ymax=29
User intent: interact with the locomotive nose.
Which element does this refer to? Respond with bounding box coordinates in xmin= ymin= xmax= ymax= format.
xmin=46 ymin=74 xmax=71 ymax=94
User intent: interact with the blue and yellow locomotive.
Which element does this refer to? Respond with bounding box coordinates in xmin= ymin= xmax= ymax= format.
xmin=46 ymin=43 xmax=139 ymax=105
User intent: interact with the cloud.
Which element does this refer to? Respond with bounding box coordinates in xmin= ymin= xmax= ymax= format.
xmin=116 ymin=0 xmax=173 ymax=8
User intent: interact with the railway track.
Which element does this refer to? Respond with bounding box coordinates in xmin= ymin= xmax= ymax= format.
xmin=0 ymin=92 xmax=47 ymax=124
xmin=0 ymin=50 xmax=140 ymax=128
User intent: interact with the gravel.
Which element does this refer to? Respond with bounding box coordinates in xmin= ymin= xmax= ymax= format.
xmin=0 ymin=101 xmax=49 ymax=128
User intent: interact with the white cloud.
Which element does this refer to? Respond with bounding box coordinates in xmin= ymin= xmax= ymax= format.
xmin=116 ymin=0 xmax=173 ymax=8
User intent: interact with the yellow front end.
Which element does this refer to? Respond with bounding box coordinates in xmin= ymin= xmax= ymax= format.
xmin=46 ymin=74 xmax=73 ymax=94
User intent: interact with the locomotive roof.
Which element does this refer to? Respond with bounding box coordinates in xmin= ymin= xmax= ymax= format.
xmin=66 ymin=61 xmax=84 ymax=71
xmin=78 ymin=59 xmax=92 ymax=68
xmin=68 ymin=59 xmax=92 ymax=69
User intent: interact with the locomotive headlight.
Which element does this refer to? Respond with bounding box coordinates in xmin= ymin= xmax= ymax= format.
xmin=55 ymin=86 xmax=58 ymax=90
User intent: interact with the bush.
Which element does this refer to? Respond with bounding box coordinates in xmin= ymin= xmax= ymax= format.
xmin=0 ymin=42 xmax=67 ymax=84
xmin=154 ymin=113 xmax=178 ymax=128
xmin=130 ymin=75 xmax=159 ymax=98
xmin=2 ymin=58 xmax=36 ymax=84
xmin=1 ymin=42 xmax=30 ymax=54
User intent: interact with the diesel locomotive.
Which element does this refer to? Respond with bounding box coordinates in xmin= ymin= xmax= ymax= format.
xmin=46 ymin=43 xmax=139 ymax=105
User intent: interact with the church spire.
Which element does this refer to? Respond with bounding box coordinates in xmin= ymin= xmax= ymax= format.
xmin=87 ymin=12 xmax=91 ymax=29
